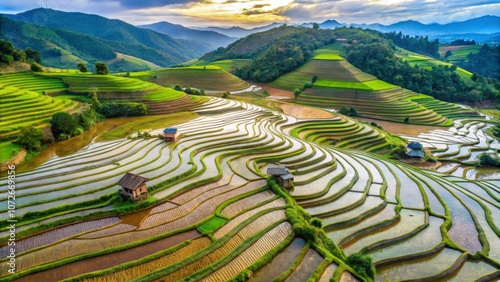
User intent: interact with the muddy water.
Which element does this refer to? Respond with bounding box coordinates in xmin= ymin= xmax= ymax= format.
xmin=15 ymin=118 xmax=131 ymax=173
xmin=356 ymin=117 xmax=446 ymax=136
xmin=15 ymin=229 xmax=200 ymax=282
xmin=466 ymin=167 xmax=500 ymax=180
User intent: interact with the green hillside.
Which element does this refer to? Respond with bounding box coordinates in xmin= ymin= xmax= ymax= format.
xmin=130 ymin=66 xmax=249 ymax=92
xmin=0 ymin=11 xmax=204 ymax=72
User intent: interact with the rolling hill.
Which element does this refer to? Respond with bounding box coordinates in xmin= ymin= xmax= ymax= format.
xmin=139 ymin=21 xmax=237 ymax=50
xmin=1 ymin=8 xmax=211 ymax=71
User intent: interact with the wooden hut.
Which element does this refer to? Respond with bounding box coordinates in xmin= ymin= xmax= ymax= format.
xmin=406 ymin=141 xmax=425 ymax=158
xmin=116 ymin=172 xmax=149 ymax=202
xmin=163 ymin=128 xmax=179 ymax=142
xmin=267 ymin=164 xmax=294 ymax=189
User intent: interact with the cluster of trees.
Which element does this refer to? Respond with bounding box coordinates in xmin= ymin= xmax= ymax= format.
xmin=0 ymin=39 xmax=41 ymax=65
xmin=99 ymin=102 xmax=147 ymax=118
xmin=385 ymin=32 xmax=440 ymax=58
xmin=233 ymin=28 xmax=337 ymax=82
xmin=459 ymin=44 xmax=500 ymax=79
xmin=450 ymin=39 xmax=476 ymax=46
xmin=50 ymin=109 xmax=102 ymax=140
xmin=173 ymin=84 xmax=205 ymax=95
xmin=345 ymin=40 xmax=499 ymax=104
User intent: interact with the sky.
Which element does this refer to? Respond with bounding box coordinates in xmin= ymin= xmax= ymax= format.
xmin=0 ymin=0 xmax=499 ymax=27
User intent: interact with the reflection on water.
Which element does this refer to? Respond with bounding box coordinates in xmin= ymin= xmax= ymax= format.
xmin=15 ymin=118 xmax=131 ymax=173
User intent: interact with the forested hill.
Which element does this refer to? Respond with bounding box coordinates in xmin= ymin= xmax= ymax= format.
xmin=202 ymin=25 xmax=499 ymax=105
xmin=1 ymin=8 xmax=208 ymax=68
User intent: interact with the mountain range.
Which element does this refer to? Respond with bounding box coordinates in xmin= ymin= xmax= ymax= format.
xmin=0 ymin=8 xmax=219 ymax=71
xmin=138 ymin=21 xmax=237 ymax=50
xmin=1 ymin=8 xmax=498 ymax=72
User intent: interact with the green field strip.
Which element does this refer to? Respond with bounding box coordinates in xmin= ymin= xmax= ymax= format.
xmin=435 ymin=258 xmax=500 ymax=282
xmin=375 ymin=247 xmax=465 ymax=282
xmin=321 ymin=196 xmax=386 ymax=229
xmin=343 ymin=209 xmax=427 ymax=256
xmin=0 ymin=217 xmax=120 ymax=257
xmin=198 ymin=222 xmax=293 ymax=281
xmin=314 ymin=79 xmax=397 ymax=91
xmin=281 ymin=247 xmax=324 ymax=281
xmin=247 ymin=237 xmax=306 ymax=282
xmin=131 ymin=66 xmax=250 ymax=92
xmin=413 ymin=173 xmax=484 ymax=255
xmin=326 ymin=203 xmax=397 ymax=244
xmin=63 ymin=236 xmax=210 ymax=282
xmin=133 ymin=210 xmax=287 ymax=281
xmin=367 ymin=215 xmax=444 ymax=264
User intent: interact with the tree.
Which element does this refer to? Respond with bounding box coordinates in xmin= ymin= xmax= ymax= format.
xmin=294 ymin=89 xmax=301 ymax=101
xmin=16 ymin=127 xmax=43 ymax=151
xmin=25 ymin=47 xmax=41 ymax=63
xmin=312 ymin=74 xmax=318 ymax=83
xmin=30 ymin=62 xmax=43 ymax=72
xmin=312 ymin=23 xmax=320 ymax=30
xmin=444 ymin=50 xmax=453 ymax=58
xmin=349 ymin=107 xmax=358 ymax=116
xmin=404 ymin=117 xmax=410 ymax=123
xmin=77 ymin=62 xmax=88 ymax=73
xmin=95 ymin=62 xmax=108 ymax=75
xmin=90 ymin=91 xmax=101 ymax=111
xmin=346 ymin=254 xmax=375 ymax=279
xmin=50 ymin=112 xmax=77 ymax=139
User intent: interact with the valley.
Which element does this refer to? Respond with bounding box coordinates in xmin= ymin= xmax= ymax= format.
xmin=0 ymin=7 xmax=499 ymax=282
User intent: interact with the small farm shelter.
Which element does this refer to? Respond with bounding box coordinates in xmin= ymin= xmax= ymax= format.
xmin=267 ymin=164 xmax=294 ymax=188
xmin=163 ymin=127 xmax=179 ymax=142
xmin=406 ymin=141 xmax=425 ymax=158
xmin=116 ymin=172 xmax=149 ymax=202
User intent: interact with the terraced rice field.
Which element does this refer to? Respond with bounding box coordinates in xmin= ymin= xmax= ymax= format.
xmin=1 ymin=95 xmax=498 ymax=281
xmin=267 ymin=45 xmax=464 ymax=126
xmin=130 ymin=66 xmax=249 ymax=92
xmin=439 ymin=45 xmax=482 ymax=65
xmin=0 ymin=72 xmax=76 ymax=139
xmin=402 ymin=118 xmax=500 ymax=171
xmin=396 ymin=47 xmax=473 ymax=80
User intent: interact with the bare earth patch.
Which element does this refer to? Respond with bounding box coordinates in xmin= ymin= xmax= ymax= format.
xmin=254 ymin=83 xmax=294 ymax=100
xmin=279 ymin=103 xmax=334 ymax=119
xmin=356 ymin=117 xmax=447 ymax=136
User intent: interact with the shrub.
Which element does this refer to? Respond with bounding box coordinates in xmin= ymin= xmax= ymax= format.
xmin=95 ymin=62 xmax=108 ymax=75
xmin=404 ymin=117 xmax=410 ymax=123
xmin=99 ymin=102 xmax=147 ymax=117
xmin=16 ymin=127 xmax=43 ymax=151
xmin=310 ymin=218 xmax=323 ymax=228
xmin=346 ymin=253 xmax=375 ymax=280
xmin=50 ymin=112 xmax=78 ymax=139
xmin=30 ymin=62 xmax=43 ymax=72
xmin=77 ymin=62 xmax=88 ymax=73
xmin=477 ymin=153 xmax=500 ymax=167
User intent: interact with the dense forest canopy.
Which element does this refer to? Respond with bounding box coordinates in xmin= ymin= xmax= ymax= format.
xmin=384 ymin=32 xmax=440 ymax=58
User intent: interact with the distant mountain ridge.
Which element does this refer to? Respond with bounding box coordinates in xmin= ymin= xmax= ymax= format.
xmin=139 ymin=21 xmax=237 ymax=49
xmin=320 ymin=15 xmax=500 ymax=38
xmin=2 ymin=8 xmax=209 ymax=66
xmin=193 ymin=22 xmax=284 ymax=38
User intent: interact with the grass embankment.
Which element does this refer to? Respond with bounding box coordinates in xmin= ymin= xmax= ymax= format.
xmin=439 ymin=45 xmax=482 ymax=65
xmin=0 ymin=72 xmax=76 ymax=139
xmin=0 ymin=141 xmax=21 ymax=162
xmin=396 ymin=47 xmax=473 ymax=81
xmin=129 ymin=66 xmax=249 ymax=92
xmin=98 ymin=111 xmax=199 ymax=140
xmin=314 ymin=79 xmax=397 ymax=91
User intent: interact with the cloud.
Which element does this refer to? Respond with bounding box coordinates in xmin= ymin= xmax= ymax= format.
xmin=0 ymin=0 xmax=498 ymax=26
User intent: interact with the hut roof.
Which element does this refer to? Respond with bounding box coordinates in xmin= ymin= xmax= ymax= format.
xmin=163 ymin=128 xmax=178 ymax=134
xmin=267 ymin=167 xmax=289 ymax=175
xmin=116 ymin=173 xmax=149 ymax=190
xmin=281 ymin=173 xmax=294 ymax=180
xmin=408 ymin=141 xmax=423 ymax=150
xmin=406 ymin=150 xmax=425 ymax=157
